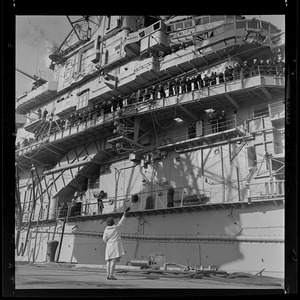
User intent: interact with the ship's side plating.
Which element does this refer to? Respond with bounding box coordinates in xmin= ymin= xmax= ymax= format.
xmin=15 ymin=15 xmax=285 ymax=277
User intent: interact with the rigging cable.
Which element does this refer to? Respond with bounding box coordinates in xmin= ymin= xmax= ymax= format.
xmin=15 ymin=166 xmax=38 ymax=256
xmin=152 ymin=103 xmax=178 ymax=129
xmin=150 ymin=110 xmax=159 ymax=150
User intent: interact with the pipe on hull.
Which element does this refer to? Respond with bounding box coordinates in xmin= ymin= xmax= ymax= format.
xmin=70 ymin=230 xmax=284 ymax=243
xmin=28 ymin=229 xmax=284 ymax=243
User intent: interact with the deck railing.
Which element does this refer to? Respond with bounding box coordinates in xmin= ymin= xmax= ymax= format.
xmin=20 ymin=179 xmax=285 ymax=223
xmin=245 ymin=180 xmax=285 ymax=202
xmin=158 ymin=114 xmax=244 ymax=147
xmin=249 ymin=101 xmax=285 ymax=120
xmin=21 ymin=186 xmax=211 ymax=222
xmin=16 ymin=66 xmax=284 ymax=154
xmin=269 ymin=101 xmax=285 ymax=119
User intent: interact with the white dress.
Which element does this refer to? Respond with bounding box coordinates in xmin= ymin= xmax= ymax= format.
xmin=103 ymin=215 xmax=126 ymax=261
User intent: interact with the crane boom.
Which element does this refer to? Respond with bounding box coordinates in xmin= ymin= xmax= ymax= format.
xmin=16 ymin=68 xmax=47 ymax=87
xmin=16 ymin=68 xmax=37 ymax=81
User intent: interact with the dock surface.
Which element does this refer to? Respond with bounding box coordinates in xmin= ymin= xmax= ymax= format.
xmin=11 ymin=262 xmax=285 ymax=296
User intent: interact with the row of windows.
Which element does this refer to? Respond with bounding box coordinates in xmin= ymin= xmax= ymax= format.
xmin=139 ymin=20 xmax=168 ymax=38
xmin=167 ymin=15 xmax=237 ymax=32
xmin=167 ymin=16 xmax=276 ymax=33
xmin=138 ymin=16 xmax=236 ymax=38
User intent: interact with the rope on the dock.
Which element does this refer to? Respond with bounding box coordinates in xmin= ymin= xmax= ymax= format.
xmin=114 ymin=268 xmax=283 ymax=286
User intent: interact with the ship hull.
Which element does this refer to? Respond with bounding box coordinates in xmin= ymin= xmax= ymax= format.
xmin=15 ymin=15 xmax=286 ymax=280
xmin=16 ymin=200 xmax=284 ymax=278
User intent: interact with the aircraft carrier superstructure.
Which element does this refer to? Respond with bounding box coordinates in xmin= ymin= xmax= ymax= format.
xmin=15 ymin=15 xmax=285 ymax=277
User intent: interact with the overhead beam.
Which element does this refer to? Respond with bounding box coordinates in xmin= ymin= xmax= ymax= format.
xmin=176 ymin=65 xmax=184 ymax=72
xmin=212 ymin=97 xmax=222 ymax=106
xmin=44 ymin=145 xmax=65 ymax=157
xmin=214 ymin=50 xmax=223 ymax=61
xmin=134 ymin=117 xmax=141 ymax=142
xmin=188 ymin=60 xmax=196 ymax=68
xmin=225 ymin=94 xmax=240 ymax=109
xmin=43 ymin=159 xmax=92 ymax=175
xmin=200 ymin=55 xmax=209 ymax=65
xmin=139 ymin=73 xmax=151 ymax=84
xmin=178 ymin=105 xmax=198 ymax=121
xmin=78 ymin=171 xmax=92 ymax=178
xmin=261 ymin=87 xmax=272 ymax=101
xmin=246 ymin=90 xmax=257 ymax=102
xmin=121 ymin=136 xmax=147 ymax=150
xmin=27 ymin=156 xmax=46 ymax=166
xmin=150 ymin=69 xmax=160 ymax=79
xmin=196 ymin=99 xmax=207 ymax=109
xmin=49 ymin=143 xmax=67 ymax=154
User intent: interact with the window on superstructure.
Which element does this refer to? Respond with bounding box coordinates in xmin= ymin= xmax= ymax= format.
xmin=167 ymin=25 xmax=174 ymax=32
xmin=195 ymin=17 xmax=202 ymax=25
xmin=236 ymin=21 xmax=246 ymax=28
xmin=145 ymin=26 xmax=152 ymax=35
xmin=161 ymin=22 xmax=167 ymax=32
xmin=80 ymin=47 xmax=94 ymax=73
xmin=226 ymin=15 xmax=234 ymax=21
xmin=175 ymin=22 xmax=184 ymax=30
xmin=224 ymin=23 xmax=235 ymax=31
xmin=202 ymin=17 xmax=209 ymax=24
xmin=214 ymin=26 xmax=224 ymax=36
xmin=153 ymin=22 xmax=160 ymax=31
xmin=210 ymin=16 xmax=218 ymax=22
xmin=114 ymin=66 xmax=120 ymax=75
xmin=104 ymin=49 xmax=109 ymax=65
xmin=64 ymin=59 xmax=73 ymax=79
xmin=270 ymin=25 xmax=277 ymax=34
xmin=248 ymin=20 xmax=259 ymax=29
xmin=247 ymin=146 xmax=257 ymax=169
xmin=261 ymin=22 xmax=269 ymax=30
xmin=114 ymin=44 xmax=121 ymax=55
xmin=185 ymin=20 xmax=193 ymax=28
xmin=253 ymin=105 xmax=269 ymax=118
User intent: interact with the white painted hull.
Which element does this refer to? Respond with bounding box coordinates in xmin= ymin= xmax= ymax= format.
xmin=16 ymin=200 xmax=284 ymax=278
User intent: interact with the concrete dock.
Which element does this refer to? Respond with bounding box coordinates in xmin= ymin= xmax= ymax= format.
xmin=10 ymin=262 xmax=285 ymax=296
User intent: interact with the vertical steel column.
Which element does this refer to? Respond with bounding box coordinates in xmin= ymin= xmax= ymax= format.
xmin=43 ymin=177 xmax=51 ymax=220
xmin=31 ymin=165 xmax=36 ymax=219
xmin=56 ymin=218 xmax=67 ymax=262
xmin=35 ymin=168 xmax=45 ymax=219
xmin=15 ymin=165 xmax=22 ymax=219
xmin=220 ymin=145 xmax=225 ymax=203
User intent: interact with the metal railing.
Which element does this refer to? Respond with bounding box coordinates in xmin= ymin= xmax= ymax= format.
xmin=20 ymin=186 xmax=211 ymax=221
xmin=19 ymin=178 xmax=285 ymax=222
xmin=158 ymin=114 xmax=244 ymax=147
xmin=16 ymin=81 xmax=53 ymax=105
xmin=249 ymin=101 xmax=285 ymax=120
xmin=269 ymin=101 xmax=285 ymax=119
xmin=16 ymin=65 xmax=284 ymax=154
xmin=245 ymin=180 xmax=285 ymax=201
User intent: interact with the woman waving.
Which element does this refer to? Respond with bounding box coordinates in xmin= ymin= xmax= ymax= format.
xmin=103 ymin=207 xmax=130 ymax=280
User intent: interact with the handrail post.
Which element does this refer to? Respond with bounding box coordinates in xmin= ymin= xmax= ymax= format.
xmin=180 ymin=189 xmax=184 ymax=207
xmin=268 ymin=103 xmax=272 ymax=117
